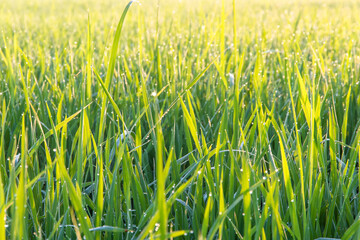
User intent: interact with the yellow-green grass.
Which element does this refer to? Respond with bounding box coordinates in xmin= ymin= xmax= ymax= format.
xmin=1 ymin=0 xmax=360 ymax=239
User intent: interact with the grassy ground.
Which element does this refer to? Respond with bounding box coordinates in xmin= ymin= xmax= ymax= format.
xmin=1 ymin=0 xmax=360 ymax=239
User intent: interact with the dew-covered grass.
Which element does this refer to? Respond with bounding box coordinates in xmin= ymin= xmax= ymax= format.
xmin=1 ymin=0 xmax=360 ymax=239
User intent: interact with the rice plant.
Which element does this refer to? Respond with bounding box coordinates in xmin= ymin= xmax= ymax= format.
xmin=1 ymin=0 xmax=360 ymax=239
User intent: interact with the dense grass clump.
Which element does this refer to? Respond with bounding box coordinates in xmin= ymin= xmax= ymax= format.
xmin=2 ymin=0 xmax=360 ymax=239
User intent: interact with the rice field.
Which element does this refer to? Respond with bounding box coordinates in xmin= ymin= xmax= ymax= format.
xmin=2 ymin=0 xmax=360 ymax=239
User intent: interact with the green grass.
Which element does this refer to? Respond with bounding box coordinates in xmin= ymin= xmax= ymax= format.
xmin=1 ymin=0 xmax=360 ymax=239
